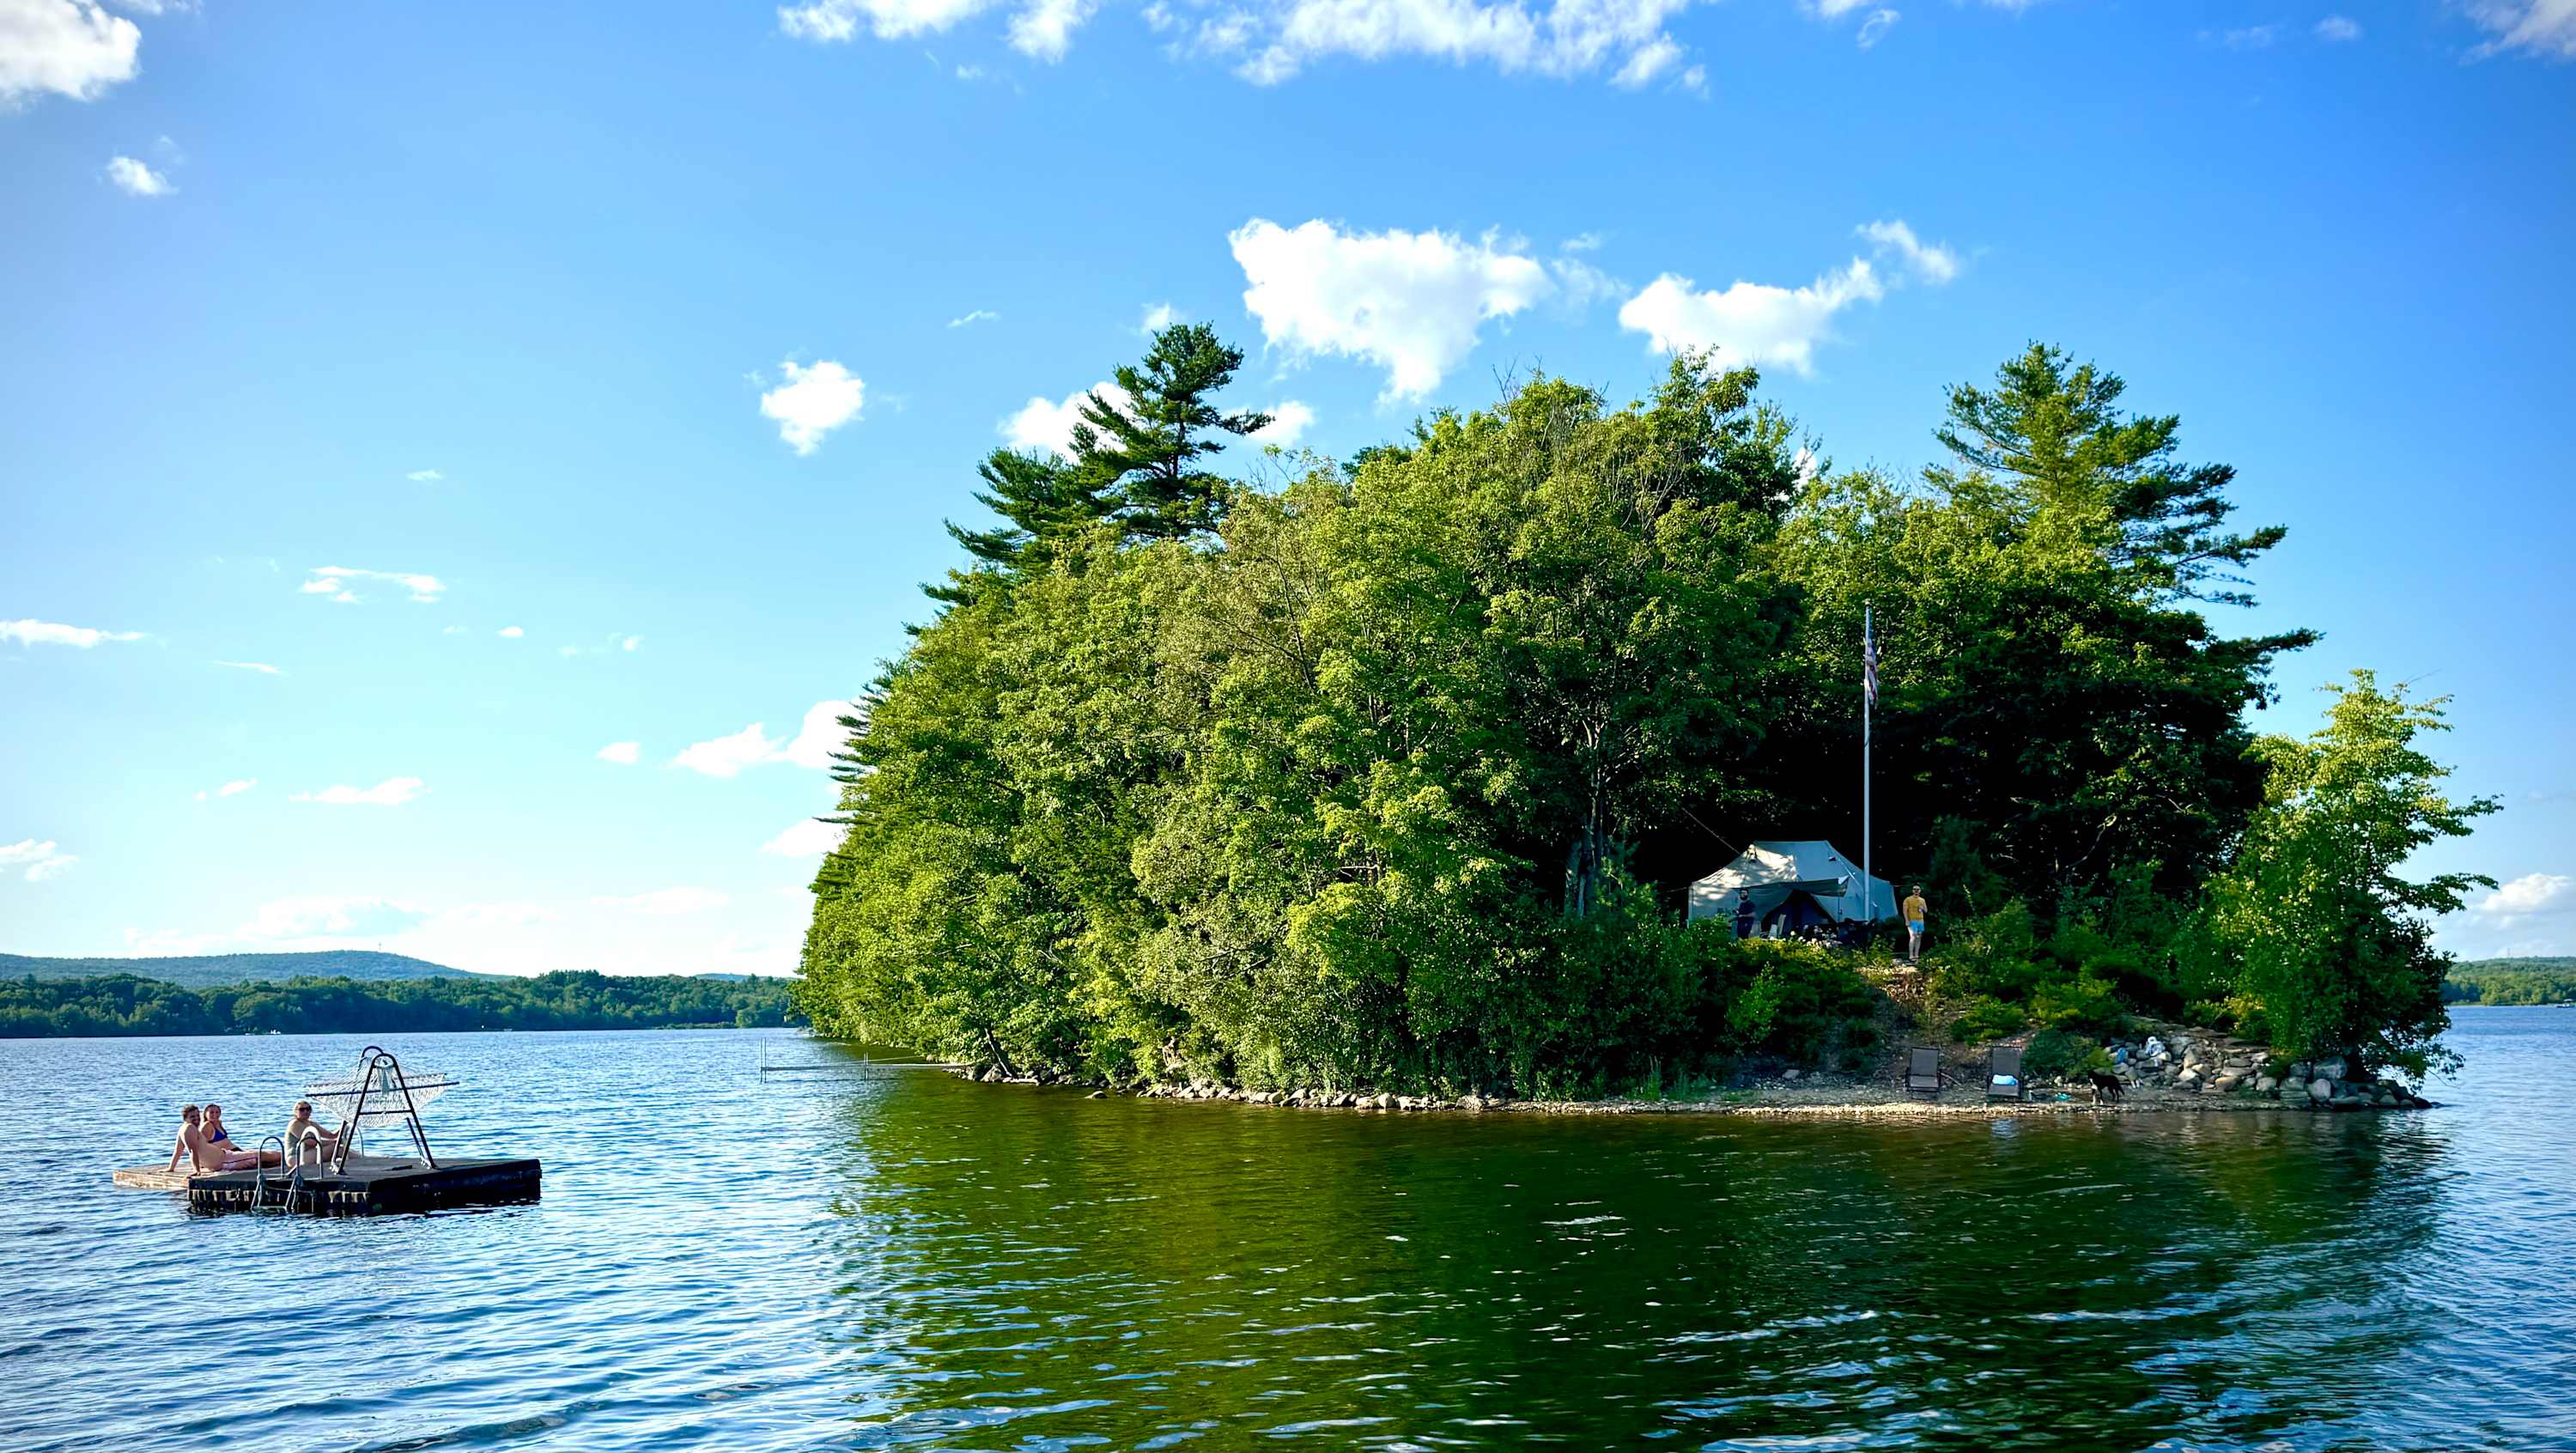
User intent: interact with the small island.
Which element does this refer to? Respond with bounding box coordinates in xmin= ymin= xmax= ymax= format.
xmin=791 ymin=330 xmax=2500 ymax=1110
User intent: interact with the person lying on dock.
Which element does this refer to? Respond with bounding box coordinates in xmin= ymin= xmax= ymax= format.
xmin=282 ymin=1101 xmax=338 ymax=1164
xmin=198 ymin=1103 xmax=281 ymax=1165
xmin=167 ymin=1105 xmax=271 ymax=1174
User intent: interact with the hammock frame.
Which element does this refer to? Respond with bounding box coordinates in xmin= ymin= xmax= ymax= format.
xmin=302 ymin=1045 xmax=450 ymax=1173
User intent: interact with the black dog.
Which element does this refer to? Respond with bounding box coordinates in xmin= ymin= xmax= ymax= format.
xmin=2087 ymin=1071 xmax=2125 ymax=1102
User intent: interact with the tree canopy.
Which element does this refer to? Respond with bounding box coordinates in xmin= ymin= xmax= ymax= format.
xmin=794 ymin=332 xmax=2492 ymax=1090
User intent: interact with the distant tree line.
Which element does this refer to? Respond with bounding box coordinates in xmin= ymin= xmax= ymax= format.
xmin=794 ymin=325 xmax=2494 ymax=1094
xmin=2443 ymin=960 xmax=2576 ymax=1006
xmin=0 ymin=971 xmax=802 ymax=1038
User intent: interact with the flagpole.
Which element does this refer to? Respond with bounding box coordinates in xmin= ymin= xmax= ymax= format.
xmin=1862 ymin=603 xmax=1873 ymax=939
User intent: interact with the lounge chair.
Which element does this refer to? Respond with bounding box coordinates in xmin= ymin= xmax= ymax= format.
xmin=1905 ymin=1046 xmax=1947 ymax=1098
xmin=1985 ymin=1044 xmax=2026 ymax=1103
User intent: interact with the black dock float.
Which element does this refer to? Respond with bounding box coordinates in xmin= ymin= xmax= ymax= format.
xmin=188 ymin=1157 xmax=541 ymax=1215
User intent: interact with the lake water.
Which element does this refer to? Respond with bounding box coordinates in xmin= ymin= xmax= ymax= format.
xmin=3 ymin=1010 xmax=2572 ymax=1452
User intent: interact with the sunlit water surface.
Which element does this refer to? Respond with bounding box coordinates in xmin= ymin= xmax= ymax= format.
xmin=3 ymin=1010 xmax=2572 ymax=1451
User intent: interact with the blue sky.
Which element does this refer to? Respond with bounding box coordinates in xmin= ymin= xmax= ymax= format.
xmin=3 ymin=0 xmax=2571 ymax=975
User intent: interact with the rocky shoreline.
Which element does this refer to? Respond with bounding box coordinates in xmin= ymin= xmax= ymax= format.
xmin=951 ymin=1021 xmax=2435 ymax=1117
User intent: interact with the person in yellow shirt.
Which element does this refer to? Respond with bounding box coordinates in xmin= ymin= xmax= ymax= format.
xmin=1902 ymin=885 xmax=1929 ymax=964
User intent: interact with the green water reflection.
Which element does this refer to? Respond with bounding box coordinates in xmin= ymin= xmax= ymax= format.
xmin=805 ymin=1064 xmax=2451 ymax=1451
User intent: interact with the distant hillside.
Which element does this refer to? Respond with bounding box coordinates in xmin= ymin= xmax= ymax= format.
xmin=0 ymin=950 xmax=486 ymax=990
xmin=2445 ymin=957 xmax=2576 ymax=1006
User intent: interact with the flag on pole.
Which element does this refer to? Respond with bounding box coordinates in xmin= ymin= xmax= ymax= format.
xmin=1863 ymin=611 xmax=1878 ymax=709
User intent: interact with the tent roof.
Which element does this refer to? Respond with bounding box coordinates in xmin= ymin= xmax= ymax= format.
xmin=1688 ymin=841 xmax=1897 ymax=923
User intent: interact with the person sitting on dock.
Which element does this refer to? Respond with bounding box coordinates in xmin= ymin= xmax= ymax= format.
xmin=282 ymin=1101 xmax=337 ymax=1164
xmin=200 ymin=1103 xmax=280 ymax=1166
xmin=167 ymin=1105 xmax=269 ymax=1174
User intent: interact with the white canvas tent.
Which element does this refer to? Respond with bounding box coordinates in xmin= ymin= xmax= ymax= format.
xmin=1686 ymin=840 xmax=1897 ymax=935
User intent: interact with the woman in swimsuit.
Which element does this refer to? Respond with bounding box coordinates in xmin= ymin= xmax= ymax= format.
xmin=167 ymin=1105 xmax=268 ymax=1174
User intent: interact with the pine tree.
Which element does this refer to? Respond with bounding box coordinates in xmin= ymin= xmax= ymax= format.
xmin=1076 ymin=322 xmax=1272 ymax=540
xmin=924 ymin=448 xmax=1118 ymax=605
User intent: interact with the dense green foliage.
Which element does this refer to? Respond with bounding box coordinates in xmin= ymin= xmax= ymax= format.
xmin=796 ymin=327 xmax=2491 ymax=1091
xmin=0 ymin=971 xmax=800 ymax=1037
xmin=0 ymin=950 xmax=476 ymax=990
xmin=2445 ymin=959 xmax=2576 ymax=1006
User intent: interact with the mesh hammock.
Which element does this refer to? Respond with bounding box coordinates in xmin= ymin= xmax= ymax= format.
xmin=302 ymin=1061 xmax=459 ymax=1128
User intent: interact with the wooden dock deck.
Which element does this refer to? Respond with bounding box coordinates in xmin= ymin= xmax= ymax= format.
xmin=116 ymin=1155 xmax=542 ymax=1214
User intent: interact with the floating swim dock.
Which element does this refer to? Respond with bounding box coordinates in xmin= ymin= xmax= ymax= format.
xmin=115 ymin=1044 xmax=541 ymax=1215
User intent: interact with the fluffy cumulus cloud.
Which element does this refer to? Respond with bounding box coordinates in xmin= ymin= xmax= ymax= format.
xmin=1004 ymin=380 xmax=1127 ymax=454
xmin=0 ymin=0 xmax=141 ymax=107
xmin=499 ymin=625 xmax=524 ymax=638
xmin=759 ymin=359 xmax=866 ymax=455
xmin=407 ymin=468 xmax=444 ymax=482
xmin=291 ymin=775 xmax=426 ymax=806
xmin=1 ymin=838 xmax=78 ymax=883
xmin=103 ymin=154 xmax=171 ymax=196
xmin=596 ymin=740 xmax=641 ymax=764
xmin=670 ymin=702 xmax=854 ymax=777
xmin=1255 ymin=400 xmax=1316 ymax=447
xmin=1219 ymin=0 xmax=1698 ymax=87
xmin=762 ymin=818 xmax=846 ymax=857
xmin=2470 ymin=872 xmax=2573 ymax=921
xmin=1231 ymin=219 xmax=1557 ymax=398
xmin=2463 ymin=0 xmax=2576 ymax=57
xmin=299 ymin=565 xmax=445 ymax=604
xmin=1617 ymin=218 xmax=1959 ymax=376
xmin=2 ymin=617 xmax=143 ymax=647
xmin=193 ymin=778 xmax=257 ymax=801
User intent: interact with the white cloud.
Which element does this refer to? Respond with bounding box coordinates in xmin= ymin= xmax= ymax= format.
xmin=291 ymin=775 xmax=426 ymax=806
xmin=614 ymin=634 xmax=642 ymax=653
xmin=784 ymin=699 xmax=854 ymax=769
xmin=1561 ymin=231 xmax=1607 ymax=253
xmin=1618 ymin=220 xmax=1959 ymax=376
xmin=1255 ymin=399 xmax=1316 ymax=447
xmin=1004 ymin=380 xmax=1127 ymax=454
xmin=948 ymin=308 xmax=999 ymax=328
xmin=407 ymin=468 xmax=444 ymax=482
xmin=780 ymin=0 xmax=1002 ymax=42
xmin=2314 ymin=15 xmax=2360 ymax=41
xmin=0 ymin=0 xmax=141 ymax=107
xmin=1619 ymin=259 xmax=1884 ymax=376
xmin=1856 ymin=218 xmax=1959 ymax=283
xmin=300 ymin=565 xmax=446 ymax=604
xmin=592 ymin=886 xmax=732 ymax=915
xmin=215 ymin=659 xmax=281 ymax=674
xmin=2470 ymin=872 xmax=2573 ymax=918
xmin=103 ymin=154 xmax=171 ymax=196
xmin=759 ymin=358 xmax=866 ymax=455
xmin=762 ymin=818 xmax=845 ymax=857
xmin=1007 ymin=0 xmax=1091 ymax=57
xmin=1230 ymin=218 xmax=1556 ymax=398
xmin=596 ymin=740 xmax=641 ymax=764
xmin=1139 ymin=301 xmax=1184 ymax=333
xmin=2464 ymin=0 xmax=2573 ymax=57
xmin=1233 ymin=0 xmax=1695 ymax=87
xmin=670 ymin=722 xmax=788 ymax=778
xmin=557 ymin=645 xmax=580 ymax=657
xmin=671 ymin=702 xmax=853 ymax=777
xmin=499 ymin=625 xmax=524 ymax=638
xmin=1610 ymin=34 xmax=1681 ymax=86
xmin=1855 ymin=8 xmax=1898 ymax=46
xmin=193 ymin=778 xmax=256 ymax=801
xmin=2 ymin=617 xmax=143 ymax=647
xmin=1 ymin=838 xmax=77 ymax=883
